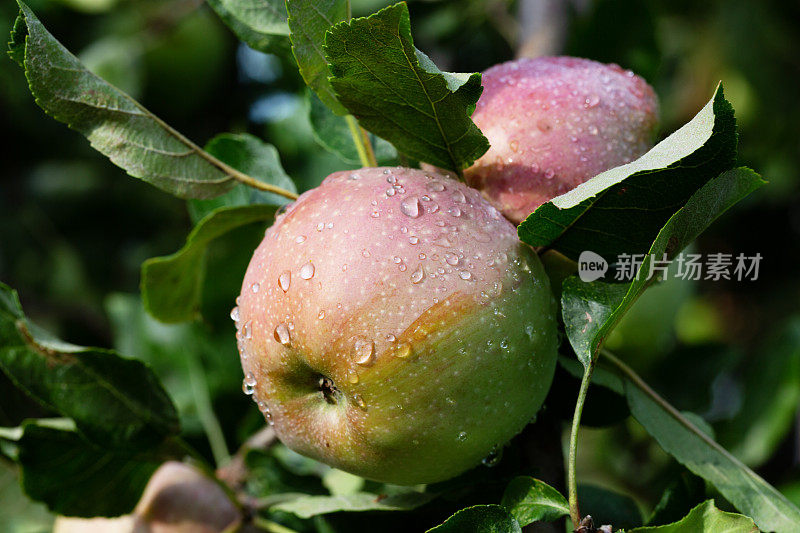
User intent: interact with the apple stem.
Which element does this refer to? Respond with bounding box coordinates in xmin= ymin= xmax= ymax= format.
xmin=567 ymin=359 xmax=594 ymax=528
xmin=187 ymin=348 xmax=231 ymax=466
xmin=345 ymin=114 xmax=378 ymax=167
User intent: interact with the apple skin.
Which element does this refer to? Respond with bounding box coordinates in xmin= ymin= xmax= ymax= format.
xmin=465 ymin=56 xmax=659 ymax=224
xmin=234 ymin=167 xmax=558 ymax=485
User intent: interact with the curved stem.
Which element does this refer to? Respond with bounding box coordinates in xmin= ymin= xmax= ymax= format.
xmin=252 ymin=516 xmax=301 ymax=533
xmin=345 ymin=115 xmax=378 ymax=167
xmin=186 ymin=350 xmax=231 ymax=466
xmin=567 ymin=361 xmax=594 ymax=527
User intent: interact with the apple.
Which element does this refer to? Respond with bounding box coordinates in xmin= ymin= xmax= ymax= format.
xmin=233 ymin=167 xmax=558 ymax=485
xmin=465 ymin=56 xmax=659 ymax=223
xmin=53 ymin=462 xmax=240 ymax=533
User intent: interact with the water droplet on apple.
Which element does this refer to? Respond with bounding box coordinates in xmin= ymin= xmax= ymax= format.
xmin=299 ymin=262 xmax=315 ymax=280
xmin=411 ymin=266 xmax=425 ymax=284
xmin=457 ymin=431 xmax=467 ymax=442
xmin=354 ymin=394 xmax=367 ymax=410
xmin=394 ymin=342 xmax=412 ymax=358
xmin=274 ymin=323 xmax=291 ymax=345
xmin=278 ymin=271 xmax=291 ymax=292
xmin=241 ymin=321 xmax=252 ymax=340
xmin=295 ymin=235 xmax=307 ymax=244
xmin=352 ymin=336 xmax=375 ymax=366
xmin=230 ymin=306 xmax=239 ymax=322
xmin=400 ymin=196 xmax=423 ymax=218
xmin=251 ymin=282 xmax=260 ymax=293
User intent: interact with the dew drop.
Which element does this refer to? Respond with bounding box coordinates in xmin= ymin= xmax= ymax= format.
xmin=393 ymin=256 xmax=402 ymax=264
xmin=370 ymin=209 xmax=380 ymax=218
xmin=400 ymin=196 xmax=423 ymax=218
xmin=241 ymin=321 xmax=252 ymax=340
xmin=451 ymin=190 xmax=466 ymax=203
xmin=426 ymin=181 xmax=445 ymax=192
xmin=257 ymin=401 xmax=270 ymax=414
xmin=448 ymin=206 xmax=462 ymax=217
xmin=251 ymin=282 xmax=260 ymax=293
xmin=354 ymin=393 xmax=367 ymax=410
xmin=509 ymin=140 xmax=519 ymax=152
xmin=299 ymin=262 xmax=315 ymax=280
xmin=386 ymin=333 xmax=396 ymax=342
xmin=352 ymin=336 xmax=375 ymax=365
xmin=588 ymin=125 xmax=599 ymax=135
xmin=295 ymin=235 xmax=307 ymax=244
xmin=411 ymin=266 xmax=425 ymax=284
xmin=316 ymin=222 xmax=324 ymax=231
xmin=481 ymin=445 xmax=502 ymax=467
xmin=230 ymin=306 xmax=240 ymax=322
xmin=318 ymin=310 xmax=326 ymax=320
xmin=584 ymin=94 xmax=600 ymax=109
xmin=274 ymin=323 xmax=291 ymax=345
xmin=409 ymin=236 xmax=419 ymax=245
xmin=418 ymin=253 xmax=427 ymax=260
xmin=457 ymin=431 xmax=467 ymax=442
xmin=242 ymin=379 xmax=255 ymax=395
xmin=543 ymin=168 xmax=556 ymax=180
xmin=278 ymin=271 xmax=291 ymax=292
xmin=386 ymin=188 xmax=396 ymax=197
xmin=459 ymin=270 xmax=472 ymax=280
xmin=395 ymin=342 xmax=412 ymax=358
xmin=347 ymin=370 xmax=359 ymax=384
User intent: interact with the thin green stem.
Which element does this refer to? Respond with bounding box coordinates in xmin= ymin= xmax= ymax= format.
xmin=567 ymin=361 xmax=595 ymax=527
xmin=186 ymin=350 xmax=230 ymax=466
xmin=345 ymin=115 xmax=378 ymax=167
xmin=253 ymin=516 xmax=301 ymax=533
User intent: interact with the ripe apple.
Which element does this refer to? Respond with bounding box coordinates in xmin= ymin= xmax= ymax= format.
xmin=233 ymin=167 xmax=558 ymax=485
xmin=465 ymin=56 xmax=659 ymax=223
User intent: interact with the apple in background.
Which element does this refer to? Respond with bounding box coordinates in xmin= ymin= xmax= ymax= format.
xmin=54 ymin=462 xmax=240 ymax=533
xmin=465 ymin=56 xmax=659 ymax=224
xmin=233 ymin=167 xmax=558 ymax=485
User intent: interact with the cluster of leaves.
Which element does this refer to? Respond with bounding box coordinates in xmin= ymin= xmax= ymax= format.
xmin=1 ymin=0 xmax=798 ymax=532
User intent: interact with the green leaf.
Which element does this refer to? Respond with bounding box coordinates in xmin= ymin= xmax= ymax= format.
xmin=426 ymin=505 xmax=521 ymax=533
xmin=625 ymin=376 xmax=800 ymax=532
xmin=500 ymin=476 xmax=569 ymax=526
xmin=286 ymin=0 xmax=347 ymax=115
xmin=141 ymin=204 xmax=278 ymax=323
xmin=0 ymin=283 xmax=179 ymax=450
xmin=647 ymin=472 xmax=706 ymax=526
xmin=0 ymin=455 xmax=54 ymax=531
xmin=206 ymin=0 xmax=289 ymax=54
xmin=718 ymin=317 xmax=800 ymax=467
xmin=188 ymin=133 xmax=296 ymax=223
xmin=561 ymin=167 xmax=764 ymax=367
xmin=578 ymin=484 xmax=642 ymax=530
xmin=15 ymin=422 xmax=166 ymax=517
xmin=628 ymin=500 xmax=757 ymax=532
xmin=307 ymin=91 xmax=398 ymax=165
xmin=271 ymin=489 xmax=436 ymax=518
xmin=325 ymin=2 xmax=489 ymax=171
xmin=519 ymin=85 xmax=737 ymax=261
xmin=8 ymin=2 xmax=262 ymax=199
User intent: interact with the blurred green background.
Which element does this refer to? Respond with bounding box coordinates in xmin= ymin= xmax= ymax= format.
xmin=1 ymin=0 xmax=799 ymax=530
